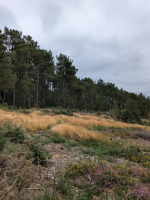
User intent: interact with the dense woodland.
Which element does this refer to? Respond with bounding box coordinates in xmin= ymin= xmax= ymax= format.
xmin=0 ymin=27 xmax=150 ymax=123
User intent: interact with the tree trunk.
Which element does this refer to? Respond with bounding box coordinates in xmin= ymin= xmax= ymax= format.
xmin=13 ymin=83 xmax=15 ymax=107
xmin=36 ymin=71 xmax=39 ymax=108
xmin=27 ymin=87 xmax=31 ymax=109
xmin=3 ymin=92 xmax=5 ymax=104
xmin=24 ymin=90 xmax=26 ymax=108
xmin=63 ymin=79 xmax=65 ymax=108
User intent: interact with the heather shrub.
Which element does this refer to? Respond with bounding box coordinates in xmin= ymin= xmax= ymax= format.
xmin=65 ymin=159 xmax=150 ymax=199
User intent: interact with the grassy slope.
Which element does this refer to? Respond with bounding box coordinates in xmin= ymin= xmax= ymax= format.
xmin=0 ymin=108 xmax=150 ymax=199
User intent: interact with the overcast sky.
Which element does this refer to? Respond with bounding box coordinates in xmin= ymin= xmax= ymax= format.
xmin=0 ymin=0 xmax=150 ymax=96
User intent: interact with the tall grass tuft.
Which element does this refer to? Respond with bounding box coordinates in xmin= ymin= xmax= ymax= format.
xmin=51 ymin=124 xmax=110 ymax=143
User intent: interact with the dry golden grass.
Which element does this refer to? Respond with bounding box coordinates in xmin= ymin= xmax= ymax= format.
xmin=1 ymin=109 xmax=150 ymax=133
xmin=141 ymin=118 xmax=150 ymax=122
xmin=61 ymin=114 xmax=150 ymax=131
xmin=74 ymin=113 xmax=101 ymax=121
xmin=0 ymin=109 xmax=61 ymax=131
xmin=51 ymin=123 xmax=109 ymax=142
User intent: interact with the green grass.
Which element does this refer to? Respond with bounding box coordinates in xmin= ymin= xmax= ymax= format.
xmin=52 ymin=108 xmax=73 ymax=116
xmin=51 ymin=134 xmax=67 ymax=144
xmin=43 ymin=134 xmax=150 ymax=168
xmin=0 ymin=104 xmax=9 ymax=111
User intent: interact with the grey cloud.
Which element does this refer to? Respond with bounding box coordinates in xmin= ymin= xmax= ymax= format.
xmin=1 ymin=0 xmax=150 ymax=96
xmin=38 ymin=1 xmax=62 ymax=31
xmin=0 ymin=5 xmax=19 ymax=30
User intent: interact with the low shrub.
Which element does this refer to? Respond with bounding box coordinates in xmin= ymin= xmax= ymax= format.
xmin=0 ymin=154 xmax=6 ymax=170
xmin=0 ymin=104 xmax=8 ymax=111
xmin=61 ymin=109 xmax=73 ymax=116
xmin=29 ymin=141 xmax=50 ymax=166
xmin=42 ymin=109 xmax=52 ymax=115
xmin=19 ymin=109 xmax=32 ymax=114
xmin=4 ymin=125 xmax=25 ymax=143
xmin=97 ymin=110 xmax=101 ymax=116
xmin=65 ymin=159 xmax=150 ymax=199
xmin=55 ymin=174 xmax=73 ymax=198
xmin=125 ymin=146 xmax=150 ymax=168
xmin=0 ymin=125 xmax=25 ymax=151
xmin=52 ymin=108 xmax=73 ymax=116
xmin=71 ymin=108 xmax=77 ymax=112
xmin=0 ymin=126 xmax=7 ymax=151
xmin=116 ymin=109 xmax=141 ymax=124
xmin=109 ymin=109 xmax=116 ymax=118
xmin=52 ymin=108 xmax=62 ymax=115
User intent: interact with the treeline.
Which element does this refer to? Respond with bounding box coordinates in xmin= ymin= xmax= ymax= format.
xmin=0 ymin=27 xmax=150 ymax=122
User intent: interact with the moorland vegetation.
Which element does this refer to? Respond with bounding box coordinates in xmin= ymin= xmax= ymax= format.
xmin=0 ymin=107 xmax=150 ymax=199
xmin=0 ymin=27 xmax=150 ymax=199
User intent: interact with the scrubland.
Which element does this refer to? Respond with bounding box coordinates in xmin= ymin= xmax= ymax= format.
xmin=0 ymin=108 xmax=150 ymax=199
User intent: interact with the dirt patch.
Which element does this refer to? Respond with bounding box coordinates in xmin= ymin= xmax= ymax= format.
xmin=44 ymin=143 xmax=85 ymax=174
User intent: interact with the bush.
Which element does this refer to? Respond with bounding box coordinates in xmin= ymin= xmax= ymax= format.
xmin=20 ymin=109 xmax=32 ymax=114
xmin=0 ymin=125 xmax=25 ymax=151
xmin=42 ymin=109 xmax=52 ymax=115
xmin=116 ymin=109 xmax=141 ymax=124
xmin=0 ymin=126 xmax=7 ymax=151
xmin=52 ymin=108 xmax=73 ymax=116
xmin=109 ymin=109 xmax=117 ymax=118
xmin=97 ymin=110 xmax=101 ymax=116
xmin=29 ymin=142 xmax=50 ymax=166
xmin=61 ymin=109 xmax=73 ymax=116
xmin=71 ymin=108 xmax=77 ymax=112
xmin=4 ymin=125 xmax=25 ymax=143
xmin=0 ymin=104 xmax=8 ymax=111
xmin=52 ymin=108 xmax=62 ymax=115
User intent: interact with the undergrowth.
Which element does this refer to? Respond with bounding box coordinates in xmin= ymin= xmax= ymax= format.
xmin=0 ymin=110 xmax=150 ymax=199
xmin=0 ymin=125 xmax=25 ymax=152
